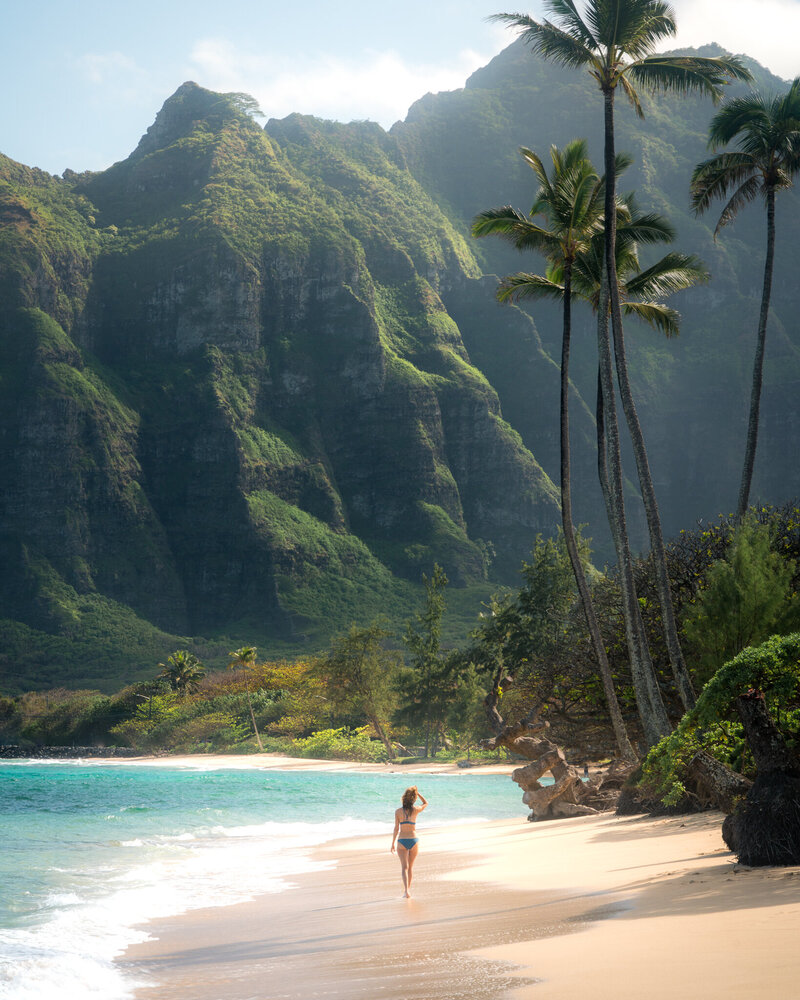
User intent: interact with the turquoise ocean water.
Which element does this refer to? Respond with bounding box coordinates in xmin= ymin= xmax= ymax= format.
xmin=0 ymin=760 xmax=525 ymax=999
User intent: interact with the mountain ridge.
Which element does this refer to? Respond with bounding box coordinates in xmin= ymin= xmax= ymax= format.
xmin=2 ymin=42 xmax=799 ymax=692
xmin=0 ymin=77 xmax=561 ymax=691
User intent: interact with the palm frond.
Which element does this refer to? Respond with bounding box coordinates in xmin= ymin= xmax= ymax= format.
xmin=625 ymin=252 xmax=709 ymax=298
xmin=496 ymin=271 xmax=566 ymax=304
xmin=472 ymin=205 xmax=528 ymax=237
xmin=490 ymin=12 xmax=595 ymax=70
xmin=618 ymin=209 xmax=675 ymax=245
xmin=623 ymin=301 xmax=681 ymax=336
xmin=542 ymin=0 xmax=599 ymax=47
xmin=520 ymin=145 xmax=554 ymax=198
xmin=707 ymin=92 xmax=773 ymax=147
xmin=472 ymin=206 xmax=558 ymax=253
xmin=618 ymin=73 xmax=645 ymax=118
xmin=714 ymin=175 xmax=762 ymax=234
xmin=627 ymin=55 xmax=751 ymax=102
xmin=596 ymin=0 xmax=677 ymax=58
xmin=614 ymin=150 xmax=635 ymax=176
xmin=690 ymin=152 xmax=757 ymax=215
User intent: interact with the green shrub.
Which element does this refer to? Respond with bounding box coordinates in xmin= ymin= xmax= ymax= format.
xmin=639 ymin=632 xmax=800 ymax=805
xmin=683 ymin=516 xmax=800 ymax=684
xmin=292 ymin=726 xmax=388 ymax=762
xmin=16 ymin=689 xmax=111 ymax=745
xmin=164 ymin=712 xmax=249 ymax=751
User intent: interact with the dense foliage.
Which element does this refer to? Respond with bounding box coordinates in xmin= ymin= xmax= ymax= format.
xmin=639 ymin=632 xmax=800 ymax=806
xmin=4 ymin=19 xmax=800 ymax=771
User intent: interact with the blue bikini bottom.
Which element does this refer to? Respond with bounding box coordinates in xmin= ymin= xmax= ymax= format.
xmin=397 ymin=837 xmax=418 ymax=850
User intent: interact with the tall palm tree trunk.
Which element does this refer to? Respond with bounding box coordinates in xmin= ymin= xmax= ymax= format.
xmin=737 ymin=186 xmax=776 ymax=522
xmin=561 ymin=261 xmax=635 ymax=760
xmin=601 ymin=88 xmax=671 ymax=746
xmin=597 ymin=297 xmax=670 ymax=746
xmin=606 ymin=257 xmax=697 ymax=711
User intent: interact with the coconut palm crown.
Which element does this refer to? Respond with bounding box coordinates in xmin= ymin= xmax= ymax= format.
xmin=491 ymin=2 xmax=751 ymax=108
xmin=158 ymin=649 xmax=205 ymax=695
xmin=562 ymin=198 xmax=710 ymax=328
xmin=691 ymin=80 xmax=800 ymax=233
xmin=472 ymin=139 xmax=609 ymax=266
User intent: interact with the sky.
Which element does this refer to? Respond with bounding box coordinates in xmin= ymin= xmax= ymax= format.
xmin=4 ymin=0 xmax=800 ymax=176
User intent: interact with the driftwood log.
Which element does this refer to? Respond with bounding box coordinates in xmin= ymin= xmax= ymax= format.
xmin=482 ymin=716 xmax=631 ymax=820
xmin=687 ymin=750 xmax=753 ymax=813
xmin=722 ymin=691 xmax=800 ymax=866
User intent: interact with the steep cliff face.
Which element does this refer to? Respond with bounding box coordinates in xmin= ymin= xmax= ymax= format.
xmin=7 ymin=40 xmax=799 ymax=692
xmin=0 ymin=83 xmax=561 ymax=688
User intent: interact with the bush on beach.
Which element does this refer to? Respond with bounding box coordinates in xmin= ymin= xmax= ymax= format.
xmin=292 ymin=727 xmax=389 ymax=762
xmin=637 ymin=633 xmax=800 ymax=807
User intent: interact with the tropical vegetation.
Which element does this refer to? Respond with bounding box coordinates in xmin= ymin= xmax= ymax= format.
xmin=4 ymin=1 xmax=800 ymax=796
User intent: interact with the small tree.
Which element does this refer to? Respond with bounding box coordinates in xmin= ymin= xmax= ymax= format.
xmin=444 ymin=653 xmax=490 ymax=758
xmin=395 ymin=564 xmax=452 ymax=756
xmin=683 ymin=516 xmax=800 ymax=683
xmin=314 ymin=622 xmax=401 ymax=759
xmin=228 ymin=646 xmax=264 ymax=750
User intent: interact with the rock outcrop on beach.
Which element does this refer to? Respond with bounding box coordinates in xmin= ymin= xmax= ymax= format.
xmin=721 ymin=691 xmax=800 ymax=866
xmin=2 ymin=42 xmax=800 ymax=690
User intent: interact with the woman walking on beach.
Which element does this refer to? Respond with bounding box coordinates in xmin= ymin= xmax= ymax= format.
xmin=391 ymin=786 xmax=427 ymax=898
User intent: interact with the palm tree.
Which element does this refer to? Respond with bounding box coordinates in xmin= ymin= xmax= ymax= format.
xmin=157 ymin=650 xmax=205 ymax=696
xmin=574 ymin=204 xmax=707 ymax=714
xmin=473 ymin=139 xmax=635 ymax=760
xmin=492 ymin=192 xmax=707 ymax=741
xmin=493 ymin=2 xmax=750 ymax=741
xmin=228 ymin=645 xmax=264 ymax=750
xmin=691 ymin=79 xmax=800 ymax=521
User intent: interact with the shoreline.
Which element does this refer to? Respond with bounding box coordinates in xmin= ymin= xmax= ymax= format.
xmin=6 ymin=750 xmax=526 ymax=776
xmin=119 ymin=807 xmax=800 ymax=999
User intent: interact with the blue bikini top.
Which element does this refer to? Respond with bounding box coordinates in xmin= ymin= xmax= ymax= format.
xmin=399 ymin=809 xmax=415 ymax=826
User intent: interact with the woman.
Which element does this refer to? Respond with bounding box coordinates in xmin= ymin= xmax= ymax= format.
xmin=391 ymin=785 xmax=427 ymax=898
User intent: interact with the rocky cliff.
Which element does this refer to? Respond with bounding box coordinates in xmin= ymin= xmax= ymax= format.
xmin=0 ymin=83 xmax=560 ymax=689
xmin=3 ymin=41 xmax=800 ymax=692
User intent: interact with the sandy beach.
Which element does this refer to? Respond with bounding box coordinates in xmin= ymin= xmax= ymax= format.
xmin=116 ymin=756 xmax=800 ymax=1000
xmin=98 ymin=751 xmax=522 ymax=776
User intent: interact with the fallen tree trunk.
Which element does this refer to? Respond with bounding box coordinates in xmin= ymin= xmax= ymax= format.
xmin=687 ymin=750 xmax=752 ymax=813
xmin=721 ymin=691 xmax=800 ymax=866
xmin=482 ymin=717 xmax=631 ymax=820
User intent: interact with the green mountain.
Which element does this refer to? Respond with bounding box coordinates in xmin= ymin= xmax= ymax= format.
xmin=2 ymin=43 xmax=799 ymax=693
xmin=0 ymin=81 xmax=559 ymax=691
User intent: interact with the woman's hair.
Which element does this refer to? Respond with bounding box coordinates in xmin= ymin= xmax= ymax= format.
xmin=402 ymin=786 xmax=417 ymax=810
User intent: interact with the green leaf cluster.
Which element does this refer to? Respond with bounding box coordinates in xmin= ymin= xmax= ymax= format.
xmin=639 ymin=632 xmax=800 ymax=805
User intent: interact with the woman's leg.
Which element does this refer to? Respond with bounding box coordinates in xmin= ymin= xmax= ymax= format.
xmin=397 ymin=844 xmax=410 ymax=896
xmin=405 ymin=843 xmax=419 ymax=895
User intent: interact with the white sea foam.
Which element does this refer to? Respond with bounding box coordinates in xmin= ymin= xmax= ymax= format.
xmin=1 ymin=762 xmax=522 ymax=1000
xmin=0 ymin=816 xmax=382 ymax=1000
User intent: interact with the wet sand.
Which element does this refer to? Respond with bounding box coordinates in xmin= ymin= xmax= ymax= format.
xmin=120 ymin=807 xmax=800 ymax=1000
